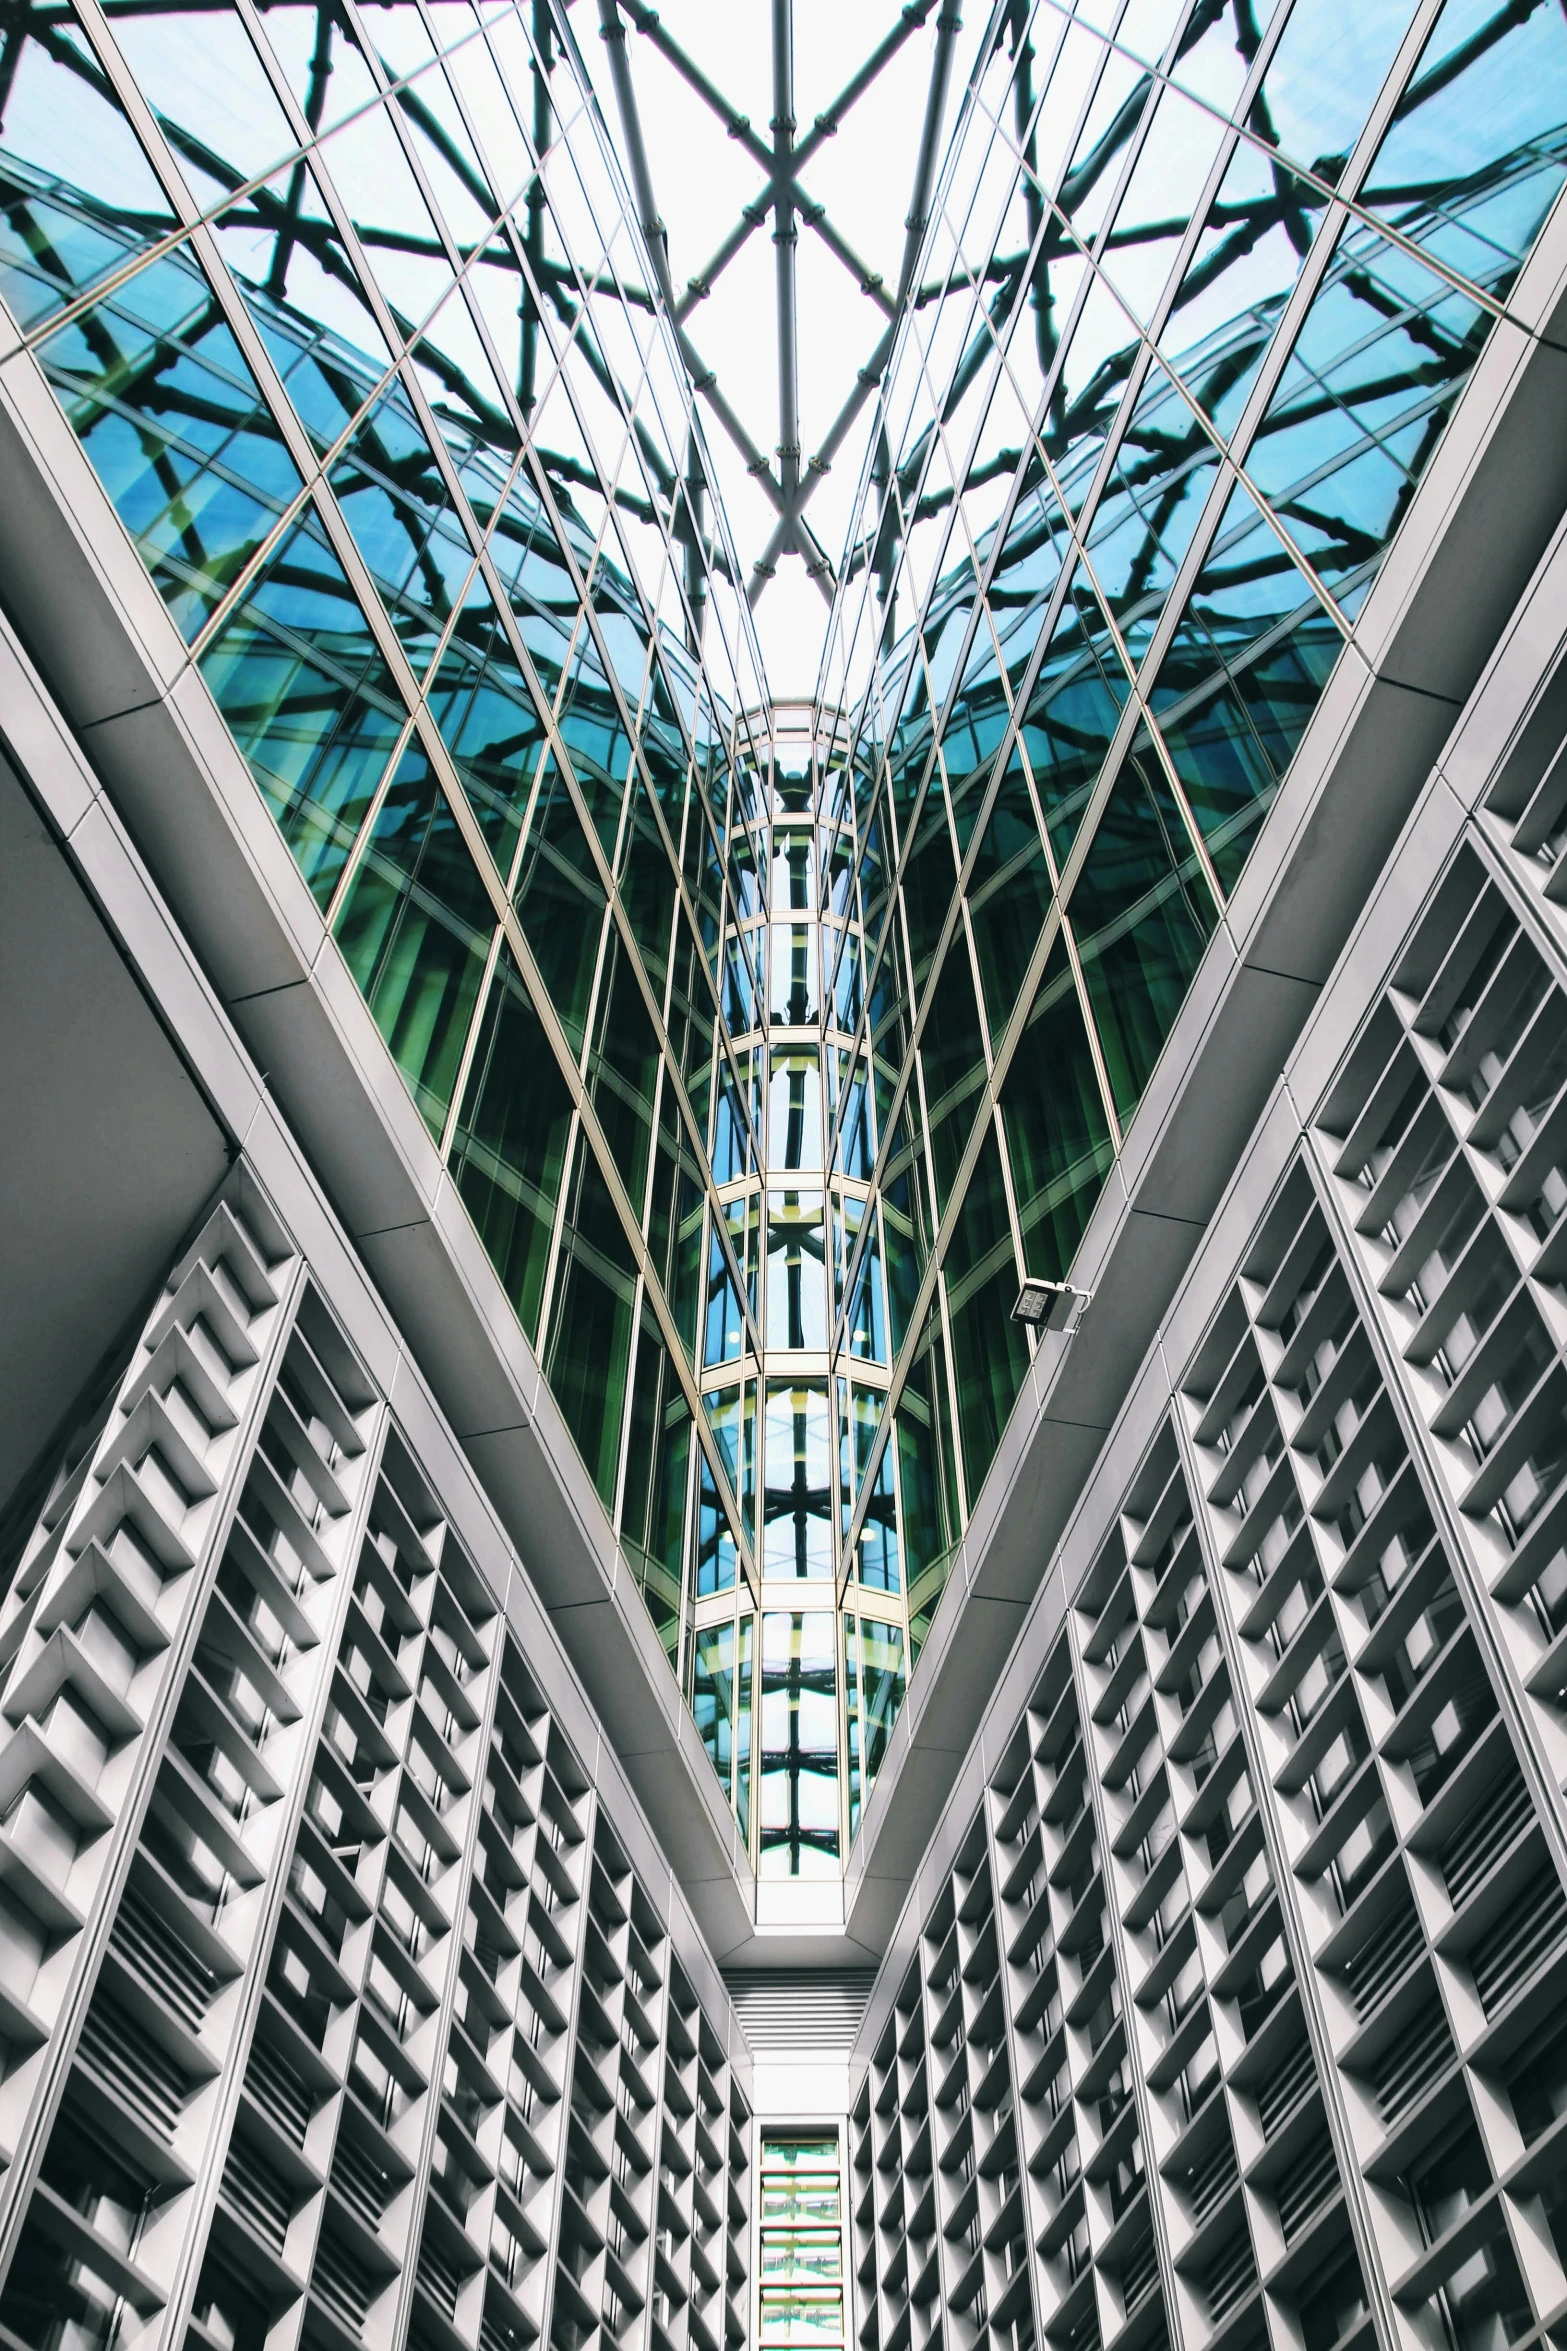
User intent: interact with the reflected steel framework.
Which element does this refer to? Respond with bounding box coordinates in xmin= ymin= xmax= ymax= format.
xmin=1 ymin=0 xmax=1565 ymax=1876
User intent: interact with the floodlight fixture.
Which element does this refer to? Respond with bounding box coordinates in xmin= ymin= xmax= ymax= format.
xmin=1012 ymin=1277 xmax=1092 ymax=1334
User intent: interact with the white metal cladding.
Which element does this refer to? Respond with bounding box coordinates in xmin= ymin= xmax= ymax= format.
xmin=0 ymin=1169 xmax=752 ymax=2351
xmin=842 ymin=534 xmax=1567 ymax=2351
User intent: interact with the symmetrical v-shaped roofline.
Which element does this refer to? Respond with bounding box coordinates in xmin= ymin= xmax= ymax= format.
xmin=590 ymin=0 xmax=965 ymax=612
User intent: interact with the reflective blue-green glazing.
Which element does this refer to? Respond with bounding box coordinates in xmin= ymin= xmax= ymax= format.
xmin=0 ymin=0 xmax=776 ymax=1840
xmin=816 ymin=0 xmax=1567 ymax=1676
xmin=4 ymin=0 xmax=1564 ymax=1867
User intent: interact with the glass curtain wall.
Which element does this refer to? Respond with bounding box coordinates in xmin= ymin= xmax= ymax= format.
xmin=0 ymin=0 xmax=773 ymax=1814
xmin=8 ymin=0 xmax=1567 ymax=1870
xmin=816 ymin=0 xmax=1567 ymax=1672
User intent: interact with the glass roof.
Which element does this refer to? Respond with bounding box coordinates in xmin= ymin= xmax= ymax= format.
xmin=572 ymin=3 xmax=989 ymax=699
xmin=3 ymin=0 xmax=1563 ymax=1885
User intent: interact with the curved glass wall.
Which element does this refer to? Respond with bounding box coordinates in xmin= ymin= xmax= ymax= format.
xmin=5 ymin=0 xmax=1567 ymax=1873
xmin=815 ymin=0 xmax=1567 ymax=1682
xmin=0 ymin=0 xmax=773 ymax=1817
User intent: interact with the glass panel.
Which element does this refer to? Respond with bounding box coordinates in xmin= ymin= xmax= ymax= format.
xmin=758 ymin=1612 xmax=840 ymax=1878
xmin=845 ymin=1613 xmax=904 ymax=1838
xmin=38 ymin=265 xmax=302 ymax=639
xmin=999 ymin=934 xmax=1115 ymax=1285
xmin=702 ymin=1383 xmax=755 ymax=1584
xmin=543 ymin=1132 xmax=638 ymax=1511
xmin=425 ymin=587 xmax=548 ymax=872
xmin=1249 ymin=0 xmax=1413 ymax=185
xmin=587 ymin=935 xmax=660 ymax=1218
xmin=107 ymin=3 xmax=298 ymax=197
xmin=1156 ymin=601 xmax=1343 ymax=894
xmin=1066 ymin=735 xmax=1218 ymax=1126
xmin=448 ymin=943 xmax=572 ymax=1345
xmin=199 ymin=527 xmax=405 ymax=906
xmin=0 ymin=14 xmax=179 ymax=337
xmin=766 ymin=1192 xmax=828 ymax=1353
xmin=944 ymin=1123 xmax=1029 ymax=1499
xmin=762 ymin=1383 xmax=833 ymax=1580
xmin=1243 ymin=225 xmax=1492 ymax=617
xmin=1359 ymin=0 xmax=1567 ymax=300
xmin=690 ymin=1618 xmax=737 ymax=1804
xmin=328 ymin=391 xmax=475 ymax=675
xmin=620 ymin=1335 xmax=686 ymax=1664
xmin=511 ymin=752 xmax=608 ymax=1061
xmin=967 ymin=744 xmax=1054 ymax=1043
xmin=898 ymin=1319 xmax=960 ymax=1662
xmin=917 ymin=940 xmax=987 ymax=1214
xmin=332 ymin=744 xmax=495 ymax=1134
xmin=736 ymin=1612 xmax=753 ymax=1840
xmin=769 ymin=1048 xmax=824 ymax=1172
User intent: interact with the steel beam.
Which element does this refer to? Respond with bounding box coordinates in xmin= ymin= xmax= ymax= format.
xmin=771 ymin=0 xmax=801 ymax=521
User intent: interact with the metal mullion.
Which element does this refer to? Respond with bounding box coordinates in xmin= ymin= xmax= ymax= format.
xmin=840 ymin=865 xmax=1078 ymax=1572
xmin=1058 ymin=910 xmax=1126 ymax=1158
xmin=468 ymin=534 xmax=740 ymax=1250
xmin=437 ymin=918 xmax=508 ymax=1163
xmin=539 ymin=1019 xmax=762 ymax=1604
xmin=1165 ymin=1384 xmax=1404 ymax=2351
xmin=319 ymin=710 xmax=423 ymax=932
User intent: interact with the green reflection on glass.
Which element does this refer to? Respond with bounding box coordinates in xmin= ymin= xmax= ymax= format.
xmin=944 ymin=1123 xmax=1029 ymax=1501
xmin=447 ymin=941 xmax=571 ymax=1344
xmin=1066 ymin=737 xmax=1218 ymax=1127
xmin=199 ymin=553 xmax=405 ymax=911
xmin=588 ymin=935 xmax=660 ymax=1218
xmin=845 ymin=1611 xmax=904 ymax=1838
xmin=619 ymin=1325 xmax=688 ymax=1657
xmin=511 ymin=752 xmax=607 ymax=1061
xmin=918 ymin=941 xmax=987 ymax=1213
xmin=690 ymin=1617 xmax=737 ymax=1803
xmin=332 ymin=743 xmax=495 ymax=1136
xmin=544 ymin=1131 xmax=638 ymax=1512
xmin=967 ymin=746 xmax=1054 ymax=1043
xmin=898 ymin=1317 xmax=960 ymax=1665
xmin=999 ymin=933 xmax=1114 ymax=1286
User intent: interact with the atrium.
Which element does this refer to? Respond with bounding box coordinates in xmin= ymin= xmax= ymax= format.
xmin=0 ymin=2 xmax=1566 ymax=2349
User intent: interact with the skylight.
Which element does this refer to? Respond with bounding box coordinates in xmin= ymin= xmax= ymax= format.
xmin=577 ymin=2 xmax=986 ymax=699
